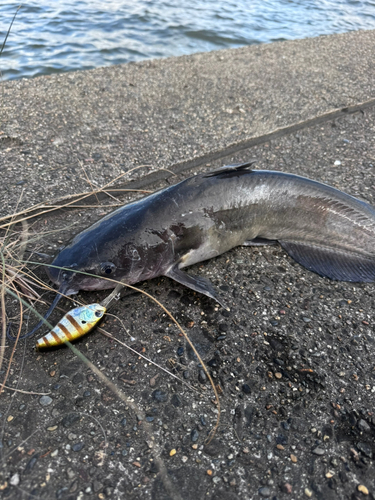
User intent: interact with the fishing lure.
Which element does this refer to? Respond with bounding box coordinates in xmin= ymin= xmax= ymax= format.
xmin=35 ymin=303 xmax=106 ymax=349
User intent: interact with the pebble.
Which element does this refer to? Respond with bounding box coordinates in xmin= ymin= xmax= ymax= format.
xmin=206 ymin=470 xmax=213 ymax=476
xmin=207 ymin=358 xmax=219 ymax=367
xmin=358 ymin=419 xmax=371 ymax=432
xmin=198 ymin=370 xmax=207 ymax=383
xmin=191 ymin=429 xmax=199 ymax=442
xmin=357 ymin=442 xmax=372 ymax=458
xmin=259 ymin=487 xmax=271 ymax=497
xmin=93 ymin=481 xmax=103 ymax=493
xmin=69 ymin=480 xmax=79 ymax=493
xmin=47 ymin=426 xmax=58 ymax=432
xmin=212 ymin=477 xmax=221 ymax=484
xmin=25 ymin=454 xmax=39 ymax=473
xmin=67 ymin=469 xmax=76 ymax=480
xmin=9 ymin=473 xmax=19 ymax=486
xmin=357 ymin=485 xmax=369 ymax=495
xmin=242 ymin=384 xmax=251 ymax=394
xmin=62 ymin=413 xmax=80 ymax=428
xmin=275 ymin=372 xmax=282 ymax=379
xmin=312 ymin=447 xmax=325 ymax=455
xmin=302 ymin=317 xmax=311 ymax=323
xmin=169 ymin=449 xmax=176 ymax=457
xmin=171 ymin=394 xmax=182 ymax=407
xmin=290 ymin=454 xmax=297 ymax=463
xmin=72 ymin=442 xmax=84 ymax=452
xmin=282 ymin=483 xmax=292 ymax=494
xmin=39 ymin=396 xmax=53 ymax=406
xmin=304 ymin=488 xmax=312 ymax=497
xmin=152 ymin=390 xmax=168 ymax=402
xmin=330 ymin=457 xmax=339 ymax=467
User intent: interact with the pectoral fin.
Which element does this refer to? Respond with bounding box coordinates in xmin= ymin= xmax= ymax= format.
xmin=165 ymin=266 xmax=230 ymax=310
xmin=280 ymin=240 xmax=375 ymax=282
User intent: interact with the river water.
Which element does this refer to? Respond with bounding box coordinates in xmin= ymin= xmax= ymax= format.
xmin=1 ymin=0 xmax=375 ymax=80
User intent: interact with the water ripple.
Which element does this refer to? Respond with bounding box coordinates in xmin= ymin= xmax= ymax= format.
xmin=1 ymin=0 xmax=375 ymax=80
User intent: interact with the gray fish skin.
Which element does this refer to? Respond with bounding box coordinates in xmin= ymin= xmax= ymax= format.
xmin=48 ymin=162 xmax=375 ymax=307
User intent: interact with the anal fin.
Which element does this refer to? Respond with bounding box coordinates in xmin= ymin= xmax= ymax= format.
xmin=280 ymin=240 xmax=375 ymax=282
xmin=165 ymin=266 xmax=230 ymax=310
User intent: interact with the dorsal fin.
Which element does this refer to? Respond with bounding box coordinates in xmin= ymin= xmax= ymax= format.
xmin=204 ymin=160 xmax=256 ymax=178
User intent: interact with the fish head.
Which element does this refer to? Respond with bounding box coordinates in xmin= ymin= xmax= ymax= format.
xmin=47 ymin=246 xmax=123 ymax=294
xmin=47 ymin=202 xmax=170 ymax=294
xmin=47 ymin=233 xmax=147 ymax=294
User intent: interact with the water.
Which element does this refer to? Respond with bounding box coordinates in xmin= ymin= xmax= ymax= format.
xmin=1 ymin=0 xmax=375 ymax=81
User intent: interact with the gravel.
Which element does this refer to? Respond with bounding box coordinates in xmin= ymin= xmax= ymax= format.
xmin=1 ymin=30 xmax=375 ymax=500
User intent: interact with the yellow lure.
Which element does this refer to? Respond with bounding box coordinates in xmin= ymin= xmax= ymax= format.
xmin=35 ymin=303 xmax=106 ymax=349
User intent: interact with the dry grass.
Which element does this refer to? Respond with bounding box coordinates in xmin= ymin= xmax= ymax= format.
xmin=0 ymin=10 xmax=218 ymax=498
xmin=0 ymin=165 xmax=221 ymax=499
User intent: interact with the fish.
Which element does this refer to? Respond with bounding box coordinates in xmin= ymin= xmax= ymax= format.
xmin=35 ymin=303 xmax=106 ymax=348
xmin=28 ymin=161 xmax=375 ymax=336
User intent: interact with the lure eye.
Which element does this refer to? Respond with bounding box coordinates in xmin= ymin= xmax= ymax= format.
xmin=95 ymin=310 xmax=103 ymax=318
xmin=100 ymin=262 xmax=116 ymax=275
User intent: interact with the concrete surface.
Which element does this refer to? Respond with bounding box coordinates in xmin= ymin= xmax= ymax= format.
xmin=1 ymin=30 xmax=375 ymax=500
xmin=1 ymin=29 xmax=375 ymax=214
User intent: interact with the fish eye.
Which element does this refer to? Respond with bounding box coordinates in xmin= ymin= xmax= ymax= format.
xmin=95 ymin=310 xmax=103 ymax=318
xmin=100 ymin=262 xmax=116 ymax=275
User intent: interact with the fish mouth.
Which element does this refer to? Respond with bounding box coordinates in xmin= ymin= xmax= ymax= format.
xmin=47 ymin=264 xmax=76 ymax=288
